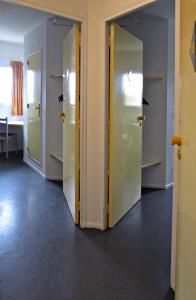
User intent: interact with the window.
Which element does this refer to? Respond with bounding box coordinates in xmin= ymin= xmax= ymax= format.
xmin=0 ymin=67 xmax=12 ymax=105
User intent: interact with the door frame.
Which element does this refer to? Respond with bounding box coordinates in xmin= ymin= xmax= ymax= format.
xmin=104 ymin=0 xmax=180 ymax=290
xmin=11 ymin=0 xmax=88 ymax=228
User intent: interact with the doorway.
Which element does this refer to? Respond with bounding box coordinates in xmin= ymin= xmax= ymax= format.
xmin=106 ymin=0 xmax=176 ymax=288
xmin=0 ymin=0 xmax=83 ymax=226
xmin=107 ymin=0 xmax=175 ymax=226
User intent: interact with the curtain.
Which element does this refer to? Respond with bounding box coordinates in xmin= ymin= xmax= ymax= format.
xmin=11 ymin=61 xmax=23 ymax=116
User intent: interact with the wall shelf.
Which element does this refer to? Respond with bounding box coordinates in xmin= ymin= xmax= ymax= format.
xmin=50 ymin=153 xmax=63 ymax=163
xmin=141 ymin=161 xmax=161 ymax=170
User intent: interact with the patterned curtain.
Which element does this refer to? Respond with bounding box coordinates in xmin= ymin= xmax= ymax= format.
xmin=11 ymin=61 xmax=23 ymax=116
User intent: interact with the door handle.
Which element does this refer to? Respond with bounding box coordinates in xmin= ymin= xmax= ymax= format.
xmin=171 ymin=136 xmax=182 ymax=160
xmin=35 ymin=104 xmax=40 ymax=117
xmin=171 ymin=136 xmax=182 ymax=146
xmin=137 ymin=115 xmax=146 ymax=126
xmin=59 ymin=112 xmax=66 ymax=122
xmin=59 ymin=112 xmax=66 ymax=118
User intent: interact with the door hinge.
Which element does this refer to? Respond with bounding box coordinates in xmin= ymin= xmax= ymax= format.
xmin=27 ymin=103 xmax=29 ymax=109
xmin=107 ymin=202 xmax=110 ymax=214
xmin=109 ymin=27 xmax=114 ymax=47
xmin=177 ymin=148 xmax=182 ymax=160
xmin=77 ymin=25 xmax=81 ymax=47
xmin=109 ymin=35 xmax=111 ymax=47
xmin=27 ymin=146 xmax=29 ymax=152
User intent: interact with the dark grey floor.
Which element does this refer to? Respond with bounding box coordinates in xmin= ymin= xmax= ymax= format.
xmin=0 ymin=152 xmax=174 ymax=300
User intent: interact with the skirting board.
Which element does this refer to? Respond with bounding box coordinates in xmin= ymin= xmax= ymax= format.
xmin=80 ymin=222 xmax=106 ymax=231
xmin=23 ymin=158 xmax=45 ymax=179
xmin=142 ymin=183 xmax=173 ymax=189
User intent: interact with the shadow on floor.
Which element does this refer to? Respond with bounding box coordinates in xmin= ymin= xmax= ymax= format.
xmin=0 ymin=150 xmax=23 ymax=162
xmin=142 ymin=187 xmax=163 ymax=195
xmin=163 ymin=288 xmax=175 ymax=300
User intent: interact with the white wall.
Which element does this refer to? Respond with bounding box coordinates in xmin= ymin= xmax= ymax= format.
xmin=0 ymin=41 xmax=24 ymax=152
xmin=45 ymin=20 xmax=70 ymax=180
xmin=143 ymin=0 xmax=175 ymax=188
xmin=142 ymin=17 xmax=174 ymax=188
xmin=0 ymin=41 xmax=23 ymax=65
xmin=24 ymin=21 xmax=47 ymax=175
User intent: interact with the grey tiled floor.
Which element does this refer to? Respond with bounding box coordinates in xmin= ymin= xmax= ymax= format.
xmin=0 ymin=153 xmax=174 ymax=300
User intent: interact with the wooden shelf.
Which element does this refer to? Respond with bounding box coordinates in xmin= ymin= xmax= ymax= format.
xmin=50 ymin=153 xmax=63 ymax=163
xmin=144 ymin=76 xmax=163 ymax=81
xmin=141 ymin=161 xmax=161 ymax=170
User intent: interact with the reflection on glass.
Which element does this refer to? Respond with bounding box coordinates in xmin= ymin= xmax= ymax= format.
xmin=122 ymin=70 xmax=143 ymax=107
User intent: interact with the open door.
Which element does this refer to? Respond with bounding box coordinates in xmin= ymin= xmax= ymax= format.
xmin=27 ymin=51 xmax=41 ymax=162
xmin=108 ymin=23 xmax=143 ymax=228
xmin=174 ymin=1 xmax=196 ymax=298
xmin=62 ymin=24 xmax=80 ymax=224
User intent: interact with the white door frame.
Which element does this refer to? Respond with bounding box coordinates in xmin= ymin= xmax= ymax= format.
xmin=10 ymin=0 xmax=88 ymax=228
xmin=104 ymin=0 xmax=180 ymax=290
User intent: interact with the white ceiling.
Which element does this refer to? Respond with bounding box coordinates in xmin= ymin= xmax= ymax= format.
xmin=0 ymin=1 xmax=52 ymax=44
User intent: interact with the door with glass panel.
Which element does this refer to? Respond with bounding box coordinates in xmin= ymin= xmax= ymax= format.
xmin=62 ymin=24 xmax=80 ymax=224
xmin=27 ymin=51 xmax=41 ymax=162
xmin=108 ymin=23 xmax=143 ymax=228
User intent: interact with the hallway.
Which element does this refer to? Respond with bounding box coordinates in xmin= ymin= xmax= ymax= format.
xmin=0 ymin=154 xmax=174 ymax=300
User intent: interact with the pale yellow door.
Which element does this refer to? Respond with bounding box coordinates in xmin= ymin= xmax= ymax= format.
xmin=108 ymin=24 xmax=143 ymax=228
xmin=63 ymin=25 xmax=80 ymax=224
xmin=175 ymin=1 xmax=196 ymax=298
xmin=27 ymin=51 xmax=41 ymax=162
